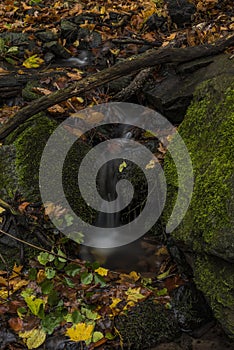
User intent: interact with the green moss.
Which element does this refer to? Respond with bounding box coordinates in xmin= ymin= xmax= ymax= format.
xmin=164 ymin=77 xmax=234 ymax=257
xmin=13 ymin=113 xmax=57 ymax=200
xmin=22 ymin=80 xmax=40 ymax=101
xmin=115 ymin=298 xmax=180 ymax=349
xmin=195 ymin=255 xmax=234 ymax=338
xmin=163 ymin=76 xmax=234 ymax=337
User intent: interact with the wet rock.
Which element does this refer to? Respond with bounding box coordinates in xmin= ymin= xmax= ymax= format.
xmin=43 ymin=41 xmax=71 ymax=59
xmin=166 ymin=0 xmax=196 ymax=27
xmin=145 ymin=54 xmax=234 ymax=123
xmin=163 ymin=73 xmax=234 ymax=337
xmin=60 ymin=20 xmax=78 ymax=43
xmin=171 ymin=283 xmax=213 ymax=334
xmin=145 ymin=13 xmax=167 ymax=31
xmin=35 ymin=30 xmax=59 ymax=42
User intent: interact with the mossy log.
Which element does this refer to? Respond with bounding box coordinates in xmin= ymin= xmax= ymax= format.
xmin=0 ymin=34 xmax=233 ymax=141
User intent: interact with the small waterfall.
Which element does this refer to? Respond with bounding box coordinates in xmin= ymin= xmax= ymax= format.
xmin=79 ymin=125 xmax=136 ymax=265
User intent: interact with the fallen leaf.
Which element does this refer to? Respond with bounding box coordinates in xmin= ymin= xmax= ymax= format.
xmin=66 ymin=322 xmax=94 ymax=342
xmin=19 ymin=328 xmax=46 ymax=349
xmin=125 ymin=287 xmax=145 ymax=302
xmin=119 ymin=161 xmax=127 ymax=172
xmin=95 ymin=267 xmax=109 ymax=276
xmin=23 ymin=55 xmax=44 ymax=69
xmin=145 ymin=158 xmax=158 ymax=170
xmin=8 ymin=317 xmax=23 ymax=332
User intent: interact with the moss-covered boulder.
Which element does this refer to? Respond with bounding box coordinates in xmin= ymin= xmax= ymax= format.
xmin=0 ymin=114 xmax=57 ymax=201
xmin=0 ymin=114 xmax=95 ymax=222
xmin=115 ymin=299 xmax=181 ymax=349
xmin=163 ymin=75 xmax=234 ymax=337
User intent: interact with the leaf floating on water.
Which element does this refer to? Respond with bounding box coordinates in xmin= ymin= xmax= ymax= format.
xmin=119 ymin=161 xmax=127 ymax=172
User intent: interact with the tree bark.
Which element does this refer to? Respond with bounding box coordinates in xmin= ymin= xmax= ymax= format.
xmin=0 ymin=34 xmax=233 ymax=141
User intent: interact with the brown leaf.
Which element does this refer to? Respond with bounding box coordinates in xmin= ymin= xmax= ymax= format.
xmin=8 ymin=317 xmax=23 ymax=332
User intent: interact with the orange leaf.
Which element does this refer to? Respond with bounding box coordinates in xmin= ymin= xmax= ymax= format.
xmin=8 ymin=317 xmax=23 ymax=332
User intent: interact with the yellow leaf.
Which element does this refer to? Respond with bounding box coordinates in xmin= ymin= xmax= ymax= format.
xmin=10 ymin=264 xmax=23 ymax=278
xmin=19 ymin=328 xmax=46 ymax=349
xmin=13 ymin=279 xmax=29 ymax=292
xmin=129 ymin=271 xmax=140 ymax=281
xmin=76 ymin=96 xmax=84 ymax=103
xmin=66 ymin=322 xmax=94 ymax=342
xmin=0 ymin=206 xmax=5 ymax=214
xmin=125 ymin=287 xmax=145 ymax=302
xmin=119 ymin=161 xmax=127 ymax=173
xmin=118 ymin=271 xmax=140 ymax=283
xmin=145 ymin=159 xmax=158 ymax=170
xmin=23 ymin=55 xmax=44 ymax=69
xmin=110 ymin=48 xmax=120 ymax=55
xmin=0 ymin=289 xmax=8 ymax=300
xmin=36 ymin=269 xmax=46 ymax=283
xmin=95 ymin=267 xmax=109 ymax=276
xmin=110 ymin=297 xmax=122 ymax=309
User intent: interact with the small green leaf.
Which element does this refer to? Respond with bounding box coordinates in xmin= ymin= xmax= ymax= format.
xmin=64 ymin=276 xmax=75 ymax=288
xmin=42 ymin=312 xmax=63 ymax=335
xmin=105 ymin=332 xmax=116 ymax=340
xmin=38 ymin=252 xmax=54 ymax=265
xmin=64 ymin=263 xmax=81 ymax=277
xmin=40 ymin=279 xmax=54 ymax=295
xmin=45 ymin=267 xmax=56 ymax=279
xmin=82 ymin=308 xmax=99 ymax=320
xmin=72 ymin=310 xmax=84 ymax=324
xmin=157 ymin=288 xmax=168 ymax=296
xmin=92 ymin=331 xmax=104 ymax=343
xmin=7 ymin=46 xmax=19 ymax=54
xmin=28 ymin=268 xmax=37 ymax=281
xmin=17 ymin=307 xmax=27 ymax=318
xmin=94 ymin=273 xmax=106 ymax=287
xmin=57 ymin=248 xmax=67 ymax=262
xmin=80 ymin=271 xmax=93 ymax=285
xmin=157 ymin=269 xmax=170 ymax=280
xmin=54 ymin=258 xmax=65 ymax=270
xmin=64 ymin=213 xmax=74 ymax=226
xmin=48 ymin=290 xmax=59 ymax=307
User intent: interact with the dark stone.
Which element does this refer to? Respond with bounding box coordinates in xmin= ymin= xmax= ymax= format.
xmin=43 ymin=41 xmax=71 ymax=59
xmin=35 ymin=30 xmax=59 ymax=42
xmin=145 ymin=13 xmax=167 ymax=31
xmin=60 ymin=20 xmax=78 ymax=43
xmin=171 ymin=283 xmax=213 ymax=334
xmin=166 ymin=0 xmax=196 ymax=27
xmin=145 ymin=54 xmax=234 ymax=123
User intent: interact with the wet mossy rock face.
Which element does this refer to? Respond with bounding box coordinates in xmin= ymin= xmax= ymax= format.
xmin=0 ymin=114 xmax=57 ymax=200
xmin=0 ymin=114 xmax=95 ymax=224
xmin=163 ymin=75 xmax=234 ymax=337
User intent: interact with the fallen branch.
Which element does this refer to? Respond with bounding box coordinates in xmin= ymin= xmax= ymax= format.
xmin=0 ymin=34 xmax=233 ymax=141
